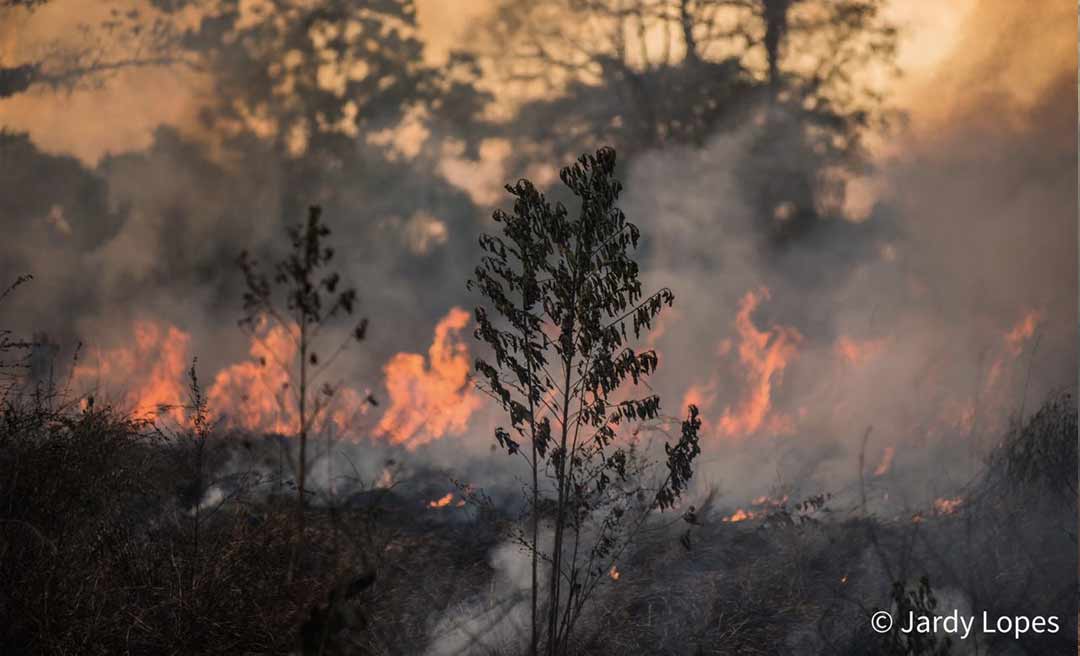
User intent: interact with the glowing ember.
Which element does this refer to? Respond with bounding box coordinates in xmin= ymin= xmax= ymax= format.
xmin=933 ymin=497 xmax=963 ymax=515
xmin=873 ymin=446 xmax=895 ymax=476
xmin=375 ymin=307 xmax=482 ymax=449
xmin=428 ymin=492 xmax=454 ymax=508
xmin=71 ymin=319 xmax=191 ymax=423
xmin=609 ymin=565 xmax=620 ymax=581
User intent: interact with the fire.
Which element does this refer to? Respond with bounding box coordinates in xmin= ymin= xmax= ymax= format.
xmin=715 ymin=288 xmax=801 ymax=438
xmin=722 ymin=494 xmax=788 ymax=523
xmin=208 ymin=321 xmax=297 ymax=434
xmin=722 ymin=508 xmax=755 ymax=523
xmin=608 ymin=565 xmax=620 ymax=581
xmin=933 ymin=496 xmax=963 ymax=515
xmin=206 ymin=320 xmax=371 ymax=435
xmin=71 ymin=319 xmax=191 ymax=423
xmin=1004 ymin=310 xmax=1040 ymax=356
xmin=873 ymin=446 xmax=895 ymax=476
xmin=834 ymin=335 xmax=887 ymax=365
xmin=428 ymin=492 xmax=454 ymax=508
xmin=374 ymin=307 xmax=482 ymax=449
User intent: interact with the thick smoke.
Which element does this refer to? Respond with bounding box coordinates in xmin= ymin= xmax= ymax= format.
xmin=0 ymin=0 xmax=1073 ymax=517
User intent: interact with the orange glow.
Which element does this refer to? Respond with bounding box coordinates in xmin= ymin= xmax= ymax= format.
xmin=834 ymin=336 xmax=887 ymax=365
xmin=1004 ymin=310 xmax=1040 ymax=356
xmin=205 ymin=320 xmax=372 ymax=435
xmin=608 ymin=565 xmax=620 ymax=581
xmin=208 ymin=321 xmax=297 ymax=434
xmin=428 ymin=492 xmax=454 ymax=508
xmin=933 ymin=497 xmax=963 ymax=515
xmin=72 ymin=319 xmax=191 ymax=423
xmin=716 ymin=289 xmax=802 ymax=438
xmin=722 ymin=509 xmax=753 ymax=523
xmin=375 ymin=307 xmax=482 ymax=449
xmin=873 ymin=446 xmax=895 ymax=476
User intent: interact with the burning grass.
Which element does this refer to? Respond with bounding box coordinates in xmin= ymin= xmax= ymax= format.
xmin=0 ymin=385 xmax=1074 ymax=654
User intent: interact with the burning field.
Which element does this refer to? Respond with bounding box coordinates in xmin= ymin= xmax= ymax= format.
xmin=0 ymin=0 xmax=1076 ymax=654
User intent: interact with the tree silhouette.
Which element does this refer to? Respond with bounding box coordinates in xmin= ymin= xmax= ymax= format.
xmin=0 ymin=3 xmax=187 ymax=100
xmin=470 ymin=0 xmax=897 ymax=247
xmin=237 ymin=205 xmax=368 ymax=579
xmin=470 ymin=147 xmax=701 ymax=655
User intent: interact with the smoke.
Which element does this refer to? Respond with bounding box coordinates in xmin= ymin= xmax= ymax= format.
xmin=424 ymin=538 xmax=538 ymax=656
xmin=615 ymin=13 xmax=1075 ymax=509
xmin=0 ymin=0 xmax=1072 ymax=518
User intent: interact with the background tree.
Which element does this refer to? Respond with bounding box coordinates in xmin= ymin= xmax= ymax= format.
xmin=469 ymin=0 xmax=896 ymax=246
xmin=0 ymin=2 xmax=186 ymax=100
xmin=470 ymin=147 xmax=701 ymax=655
xmin=237 ymin=205 xmax=368 ymax=579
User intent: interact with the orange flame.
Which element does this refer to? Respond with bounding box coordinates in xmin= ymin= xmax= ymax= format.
xmin=72 ymin=319 xmax=191 ymax=423
xmin=208 ymin=321 xmax=297 ymax=434
xmin=722 ymin=508 xmax=755 ymax=523
xmin=715 ymin=288 xmax=802 ymax=438
xmin=873 ymin=446 xmax=895 ymax=476
xmin=206 ymin=320 xmax=371 ymax=435
xmin=933 ymin=496 xmax=963 ymax=515
xmin=609 ymin=565 xmax=620 ymax=581
xmin=375 ymin=307 xmax=481 ymax=449
xmin=428 ymin=492 xmax=454 ymax=508
xmin=1004 ymin=310 xmax=1040 ymax=356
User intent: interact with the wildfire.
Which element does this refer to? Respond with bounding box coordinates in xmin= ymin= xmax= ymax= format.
xmin=207 ymin=321 xmax=298 ymax=434
xmin=722 ymin=508 xmax=755 ymax=523
xmin=374 ymin=307 xmax=481 ymax=449
xmin=206 ymin=319 xmax=372 ymax=435
xmin=933 ymin=496 xmax=963 ymax=515
xmin=428 ymin=492 xmax=454 ymax=508
xmin=1004 ymin=310 xmax=1041 ymax=356
xmin=71 ymin=319 xmax=191 ymax=423
xmin=722 ymin=494 xmax=788 ymax=523
xmin=70 ymin=306 xmax=478 ymax=448
xmin=715 ymin=288 xmax=801 ymax=438
xmin=873 ymin=446 xmax=895 ymax=477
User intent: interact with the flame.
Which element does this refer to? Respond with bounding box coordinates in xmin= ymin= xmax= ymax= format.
xmin=933 ymin=496 xmax=963 ymax=515
xmin=428 ymin=492 xmax=454 ymax=508
xmin=205 ymin=320 xmax=372 ymax=435
xmin=1004 ymin=310 xmax=1040 ymax=356
xmin=722 ymin=494 xmax=788 ymax=523
xmin=608 ymin=564 xmax=620 ymax=581
xmin=72 ymin=319 xmax=191 ymax=423
xmin=873 ymin=446 xmax=895 ymax=476
xmin=716 ymin=288 xmax=802 ymax=438
xmin=722 ymin=508 xmax=755 ymax=523
xmin=208 ymin=321 xmax=297 ymax=434
xmin=375 ymin=307 xmax=481 ymax=449
xmin=834 ymin=335 xmax=887 ymax=365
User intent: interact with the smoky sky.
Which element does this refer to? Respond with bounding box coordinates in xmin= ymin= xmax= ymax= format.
xmin=0 ymin=0 xmax=1074 ymax=508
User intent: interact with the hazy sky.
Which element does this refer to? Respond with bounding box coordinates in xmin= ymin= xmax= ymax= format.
xmin=1 ymin=0 xmax=1073 ymax=165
